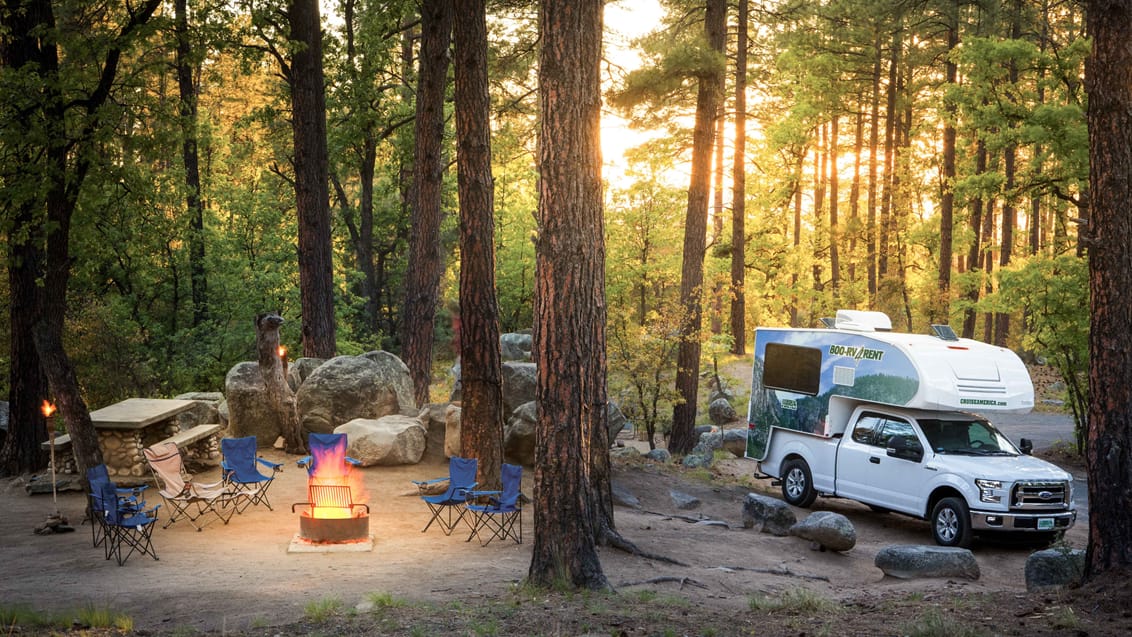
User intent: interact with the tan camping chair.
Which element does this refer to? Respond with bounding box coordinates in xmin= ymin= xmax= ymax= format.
xmin=143 ymin=441 xmax=237 ymax=531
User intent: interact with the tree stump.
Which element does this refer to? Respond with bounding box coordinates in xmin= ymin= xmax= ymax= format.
xmin=256 ymin=313 xmax=305 ymax=453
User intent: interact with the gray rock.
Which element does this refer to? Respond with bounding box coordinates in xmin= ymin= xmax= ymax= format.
xmin=789 ymin=511 xmax=856 ymax=552
xmin=722 ymin=428 xmax=748 ymax=457
xmin=645 ymin=448 xmax=671 ymax=463
xmin=287 ymin=357 xmax=326 ymax=392
xmin=696 ymin=431 xmax=723 ymax=453
xmin=681 ymin=451 xmax=715 ymax=469
xmin=295 ymin=352 xmax=417 ymax=436
xmin=1025 ymin=548 xmax=1085 ymax=591
xmin=611 ymin=446 xmax=641 ymax=459
xmin=742 ymin=492 xmax=796 ymax=536
xmin=336 ymin=415 xmax=427 ymax=466
xmin=708 ymin=398 xmax=737 ymax=426
xmin=444 ymin=404 xmax=462 ymax=458
xmin=0 ymin=400 xmax=8 ymax=433
xmin=224 ymin=361 xmax=282 ymax=442
xmin=670 ymin=489 xmax=701 ymax=510
xmin=501 ymin=362 xmax=537 ymax=417
xmin=874 ymin=545 xmax=980 ymax=580
xmin=500 ymin=332 xmax=532 ymax=361
xmin=418 ymin=403 xmax=450 ymax=463
xmin=612 ymin=481 xmax=641 ymax=509
xmin=504 ymin=401 xmax=537 ymax=466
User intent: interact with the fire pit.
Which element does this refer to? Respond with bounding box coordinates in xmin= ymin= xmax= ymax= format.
xmin=288 ymin=436 xmax=373 ymax=553
xmin=294 ymin=484 xmax=370 ymax=543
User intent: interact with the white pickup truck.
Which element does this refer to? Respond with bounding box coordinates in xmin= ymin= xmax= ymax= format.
xmin=745 ymin=310 xmax=1077 ymax=547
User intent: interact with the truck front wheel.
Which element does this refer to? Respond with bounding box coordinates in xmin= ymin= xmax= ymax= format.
xmin=781 ymin=459 xmax=817 ymax=507
xmin=931 ymin=497 xmax=973 ymax=548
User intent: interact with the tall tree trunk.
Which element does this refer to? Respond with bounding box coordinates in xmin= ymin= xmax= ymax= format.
xmin=994 ymin=0 xmax=1022 ymax=347
xmin=402 ymin=0 xmax=453 ymax=408
xmin=1084 ymin=0 xmax=1132 ymax=578
xmin=176 ymin=0 xmax=207 ymax=326
xmin=961 ymin=139 xmax=987 ymax=339
xmin=829 ymin=115 xmax=840 ymax=302
xmin=710 ymin=98 xmax=726 ymax=335
xmin=0 ymin=0 xmax=50 ymax=476
xmin=288 ymin=0 xmax=337 ymax=359
xmin=670 ymin=0 xmax=726 ymax=456
xmin=937 ymin=3 xmax=958 ymax=325
xmin=982 ymin=198 xmax=996 ymax=343
xmin=849 ymin=93 xmax=863 ymax=288
xmin=454 ymin=0 xmax=504 ymax=492
xmin=530 ymin=0 xmax=609 ymax=591
xmin=866 ymin=30 xmax=882 ymax=298
xmin=729 ymin=0 xmax=748 ymax=355
xmin=878 ymin=26 xmax=901 ymax=280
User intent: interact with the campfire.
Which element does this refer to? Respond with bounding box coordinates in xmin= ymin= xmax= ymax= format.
xmin=291 ymin=438 xmax=370 ymax=546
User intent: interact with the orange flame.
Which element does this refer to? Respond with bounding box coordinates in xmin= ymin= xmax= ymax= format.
xmin=41 ymin=401 xmax=56 ymax=418
xmin=277 ymin=345 xmax=287 ymax=360
xmin=308 ymin=443 xmax=367 ymax=519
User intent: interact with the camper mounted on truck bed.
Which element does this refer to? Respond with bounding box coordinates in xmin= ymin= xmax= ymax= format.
xmin=744 ymin=310 xmax=1076 ymax=548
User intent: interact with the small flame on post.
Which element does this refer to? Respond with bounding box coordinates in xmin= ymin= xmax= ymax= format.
xmin=278 ymin=345 xmax=287 ymax=360
xmin=41 ymin=400 xmax=56 ymax=418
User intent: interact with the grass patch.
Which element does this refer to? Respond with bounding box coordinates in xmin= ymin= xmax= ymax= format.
xmin=899 ymin=607 xmax=987 ymax=637
xmin=303 ymin=596 xmax=343 ymax=622
xmin=748 ymin=587 xmax=837 ymax=614
xmin=367 ymin=591 xmax=407 ymax=609
xmin=0 ymin=602 xmax=134 ymax=632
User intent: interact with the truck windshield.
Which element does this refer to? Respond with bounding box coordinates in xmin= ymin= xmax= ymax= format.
xmin=918 ymin=418 xmax=1019 ymax=456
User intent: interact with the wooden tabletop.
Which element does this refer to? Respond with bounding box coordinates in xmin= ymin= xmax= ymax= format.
xmin=88 ymin=398 xmax=197 ymax=429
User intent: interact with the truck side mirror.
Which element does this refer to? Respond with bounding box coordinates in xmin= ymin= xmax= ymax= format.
xmin=887 ymin=436 xmax=924 ymax=463
xmin=1019 ymin=438 xmax=1033 ymax=455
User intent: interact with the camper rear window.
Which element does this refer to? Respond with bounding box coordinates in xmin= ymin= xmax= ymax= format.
xmin=762 ymin=342 xmax=822 ymax=395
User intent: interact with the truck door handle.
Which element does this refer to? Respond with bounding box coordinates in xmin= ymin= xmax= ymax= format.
xmin=869 ymin=457 xmax=881 ymax=464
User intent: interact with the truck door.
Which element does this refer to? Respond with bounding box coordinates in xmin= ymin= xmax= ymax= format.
xmin=835 ymin=413 xmax=926 ymax=514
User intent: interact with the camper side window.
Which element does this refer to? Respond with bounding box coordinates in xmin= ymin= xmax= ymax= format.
xmin=851 ymin=414 xmax=885 ymax=445
xmin=762 ymin=342 xmax=822 ymax=395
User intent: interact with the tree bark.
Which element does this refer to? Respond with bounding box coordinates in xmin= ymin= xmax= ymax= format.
xmin=288 ymin=0 xmax=337 ymax=359
xmin=454 ymin=0 xmax=504 ymax=492
xmin=402 ymin=0 xmax=453 ymax=408
xmin=670 ymin=0 xmax=726 ymax=456
xmin=729 ymin=0 xmax=748 ymax=355
xmin=529 ymin=0 xmax=609 ymax=591
xmin=937 ymin=2 xmax=958 ymax=325
xmin=176 ymin=0 xmax=207 ymax=326
xmin=1084 ymin=0 xmax=1132 ymax=578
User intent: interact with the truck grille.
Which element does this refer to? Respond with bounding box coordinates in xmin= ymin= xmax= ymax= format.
xmin=1011 ymin=481 xmax=1069 ymax=510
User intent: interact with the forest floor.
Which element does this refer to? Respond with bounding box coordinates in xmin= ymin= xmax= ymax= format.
xmin=2 ymin=363 xmax=1127 ymax=636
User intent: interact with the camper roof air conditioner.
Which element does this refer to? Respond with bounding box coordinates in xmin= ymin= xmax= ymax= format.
xmin=833 ymin=309 xmax=892 ymax=332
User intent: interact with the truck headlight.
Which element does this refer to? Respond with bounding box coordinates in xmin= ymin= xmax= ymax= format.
xmin=975 ymin=479 xmax=1003 ymax=504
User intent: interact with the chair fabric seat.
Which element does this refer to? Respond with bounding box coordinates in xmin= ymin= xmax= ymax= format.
xmin=414 ymin=456 xmax=478 ymax=535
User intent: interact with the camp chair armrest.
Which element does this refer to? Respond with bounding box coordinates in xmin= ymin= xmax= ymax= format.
xmin=346 ymin=456 xmax=361 ymax=467
xmin=296 ymin=455 xmax=312 ymax=468
xmin=412 ymin=476 xmax=448 ymax=487
xmin=256 ymin=456 xmax=283 ymax=472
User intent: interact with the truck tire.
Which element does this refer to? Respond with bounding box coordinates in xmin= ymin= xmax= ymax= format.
xmin=781 ymin=459 xmax=817 ymax=507
xmin=931 ymin=496 xmax=973 ymax=548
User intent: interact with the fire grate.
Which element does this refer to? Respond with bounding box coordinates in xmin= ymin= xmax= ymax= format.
xmin=290 ymin=483 xmax=373 ymax=552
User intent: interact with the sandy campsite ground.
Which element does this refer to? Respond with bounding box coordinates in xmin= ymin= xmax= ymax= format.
xmin=0 ymin=437 xmax=1096 ymax=635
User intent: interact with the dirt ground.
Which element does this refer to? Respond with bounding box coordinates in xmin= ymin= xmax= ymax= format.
xmin=2 ymin=436 xmax=1125 ymax=636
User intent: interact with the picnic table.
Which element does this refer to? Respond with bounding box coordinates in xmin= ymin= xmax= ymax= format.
xmin=43 ymin=398 xmax=222 ymax=483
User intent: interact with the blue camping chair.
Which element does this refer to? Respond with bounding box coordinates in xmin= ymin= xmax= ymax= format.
xmin=89 ymin=479 xmax=160 ymax=566
xmin=221 ymin=436 xmax=283 ymax=513
xmin=413 ymin=456 xmax=478 ymax=535
xmin=465 ymin=463 xmax=523 ymax=546
xmin=296 ymin=432 xmax=361 ymax=478
xmin=85 ymin=464 xmax=147 ymax=549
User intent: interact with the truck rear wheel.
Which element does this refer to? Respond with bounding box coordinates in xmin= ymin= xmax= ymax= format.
xmin=781 ymin=459 xmax=817 ymax=507
xmin=931 ymin=496 xmax=973 ymax=548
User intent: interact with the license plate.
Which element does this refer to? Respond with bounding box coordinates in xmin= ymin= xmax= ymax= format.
xmin=1037 ymin=518 xmax=1055 ymax=531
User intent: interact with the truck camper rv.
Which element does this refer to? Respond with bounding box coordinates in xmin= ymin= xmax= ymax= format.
xmin=744 ymin=310 xmax=1074 ymax=547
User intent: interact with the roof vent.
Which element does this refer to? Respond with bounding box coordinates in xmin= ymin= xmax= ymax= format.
xmin=834 ymin=310 xmax=892 ymax=332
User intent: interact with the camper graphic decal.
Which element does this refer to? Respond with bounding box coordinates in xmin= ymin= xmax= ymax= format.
xmin=746 ymin=329 xmax=919 ymax=460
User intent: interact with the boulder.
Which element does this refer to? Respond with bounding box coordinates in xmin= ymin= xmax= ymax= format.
xmin=296 ymin=352 xmax=417 ymax=436
xmin=335 ymin=415 xmax=427 ymax=466
xmin=670 ymin=489 xmax=701 ymax=510
xmin=696 ymin=431 xmax=723 ymax=452
xmin=874 ymin=545 xmax=980 ymax=580
xmin=612 ymin=481 xmax=641 ymax=509
xmin=789 ymin=511 xmax=856 ymax=552
xmin=645 ymin=448 xmax=671 ymax=463
xmin=173 ymin=393 xmax=224 ymax=430
xmin=418 ymin=403 xmax=450 ymax=463
xmin=611 ymin=446 xmax=641 ymax=460
xmin=443 ymin=404 xmax=462 ymax=458
xmin=722 ymin=429 xmax=747 ymax=457
xmin=1025 ymin=548 xmax=1086 ymax=592
xmin=504 ymin=401 xmax=538 ymax=466
xmin=708 ymin=398 xmax=737 ymax=426
xmin=500 ymin=332 xmax=532 ymax=361
xmin=681 ymin=450 xmax=715 ymax=469
xmin=287 ymin=357 xmax=326 ymax=392
xmin=224 ymin=361 xmax=281 ymax=442
xmin=501 ymin=362 xmax=537 ymax=416
xmin=742 ymin=493 xmax=796 ymax=536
